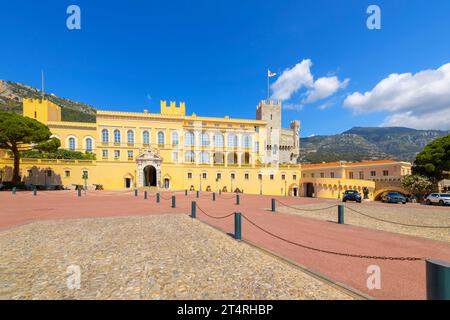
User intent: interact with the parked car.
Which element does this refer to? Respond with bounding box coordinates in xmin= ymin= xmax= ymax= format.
xmin=425 ymin=193 xmax=450 ymax=206
xmin=343 ymin=190 xmax=362 ymax=203
xmin=381 ymin=192 xmax=407 ymax=204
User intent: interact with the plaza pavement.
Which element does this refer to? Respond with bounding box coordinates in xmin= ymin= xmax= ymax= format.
xmin=1 ymin=190 xmax=449 ymax=299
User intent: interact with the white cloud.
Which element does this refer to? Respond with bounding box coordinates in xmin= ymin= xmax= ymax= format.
xmin=270 ymin=59 xmax=314 ymax=101
xmin=305 ymin=77 xmax=349 ymax=103
xmin=270 ymin=59 xmax=349 ymax=107
xmin=344 ymin=63 xmax=450 ymax=129
xmin=317 ymin=100 xmax=334 ymax=110
xmin=381 ymin=109 xmax=450 ymax=130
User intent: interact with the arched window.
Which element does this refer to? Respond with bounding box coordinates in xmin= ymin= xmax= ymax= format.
xmin=200 ymin=151 xmax=210 ymax=164
xmin=172 ymin=132 xmax=179 ymax=145
xmin=201 ymin=133 xmax=210 ymax=146
xmin=143 ymin=131 xmax=150 ymax=145
xmin=127 ymin=130 xmax=134 ymax=144
xmin=214 ymin=133 xmax=224 ymax=147
xmin=228 ymin=134 xmax=237 ymax=147
xmin=185 ymin=151 xmax=195 ymax=163
xmin=68 ymin=137 xmax=76 ymax=151
xmin=114 ymin=130 xmax=121 ymax=144
xmin=101 ymin=129 xmax=109 ymax=143
xmin=185 ymin=131 xmax=195 ymax=146
xmin=85 ymin=138 xmax=93 ymax=152
xmin=243 ymin=135 xmax=252 ymax=148
xmin=157 ymin=131 xmax=165 ymax=145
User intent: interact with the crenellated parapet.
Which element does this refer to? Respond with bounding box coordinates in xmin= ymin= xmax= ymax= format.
xmin=160 ymin=100 xmax=186 ymax=116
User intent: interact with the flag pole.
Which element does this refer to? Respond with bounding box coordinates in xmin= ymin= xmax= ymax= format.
xmin=267 ymin=70 xmax=270 ymax=101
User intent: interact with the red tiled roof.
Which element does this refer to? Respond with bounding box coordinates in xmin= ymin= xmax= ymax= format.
xmin=301 ymin=160 xmax=405 ymax=169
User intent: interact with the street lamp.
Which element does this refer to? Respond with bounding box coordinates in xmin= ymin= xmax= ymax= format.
xmin=338 ymin=181 xmax=341 ymax=199
xmin=82 ymin=171 xmax=88 ymax=195
xmin=199 ymin=173 xmax=202 ymax=191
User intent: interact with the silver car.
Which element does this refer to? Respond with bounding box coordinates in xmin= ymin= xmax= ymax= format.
xmin=425 ymin=193 xmax=450 ymax=206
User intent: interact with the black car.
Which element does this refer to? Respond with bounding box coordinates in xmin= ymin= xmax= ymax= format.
xmin=381 ymin=192 xmax=407 ymax=204
xmin=343 ymin=190 xmax=362 ymax=203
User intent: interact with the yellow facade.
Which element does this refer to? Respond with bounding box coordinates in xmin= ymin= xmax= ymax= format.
xmin=0 ymin=99 xmax=411 ymax=200
xmin=0 ymin=99 xmax=302 ymax=196
xmin=300 ymin=160 xmax=413 ymax=200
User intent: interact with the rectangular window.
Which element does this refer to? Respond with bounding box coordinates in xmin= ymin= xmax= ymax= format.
xmin=311 ymin=173 xmax=315 ymax=178
xmin=65 ymin=170 xmax=70 ymax=178
xmin=114 ymin=150 xmax=120 ymax=160
xmin=127 ymin=150 xmax=133 ymax=160
xmin=27 ymin=169 xmax=32 ymax=177
xmin=320 ymin=172 xmax=324 ymax=178
xmin=172 ymin=152 xmax=178 ymax=162
xmin=102 ymin=149 xmax=108 ymax=159
xmin=330 ymin=172 xmax=335 ymax=178
xmin=231 ymin=173 xmax=236 ymax=180
xmin=383 ymin=170 xmax=389 ymax=176
xmin=359 ymin=171 xmax=364 ymax=179
xmin=245 ymin=173 xmax=249 ymax=180
xmin=82 ymin=171 xmax=89 ymax=179
xmin=202 ymin=173 xmax=207 ymax=179
xmin=258 ymin=174 xmax=262 ymax=180
xmin=187 ymin=172 xmax=192 ymax=179
xmin=293 ymin=174 xmax=297 ymax=180
xmin=270 ymin=174 xmax=274 ymax=180
xmin=216 ymin=173 xmax=222 ymax=180
xmin=349 ymin=172 xmax=354 ymax=179
xmin=371 ymin=171 xmax=376 ymax=177
xmin=281 ymin=174 xmax=285 ymax=180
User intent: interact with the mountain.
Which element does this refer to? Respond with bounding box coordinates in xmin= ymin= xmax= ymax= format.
xmin=0 ymin=80 xmax=96 ymax=122
xmin=300 ymin=127 xmax=450 ymax=163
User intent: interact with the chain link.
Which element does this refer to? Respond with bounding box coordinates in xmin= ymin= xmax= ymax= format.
xmin=195 ymin=204 xmax=235 ymax=219
xmin=276 ymin=199 xmax=338 ymax=212
xmin=240 ymin=213 xmax=424 ymax=261
xmin=344 ymin=205 xmax=450 ymax=229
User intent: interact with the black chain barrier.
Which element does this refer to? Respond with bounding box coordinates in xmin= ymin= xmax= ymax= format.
xmin=240 ymin=213 xmax=424 ymax=261
xmin=220 ymin=193 xmax=237 ymax=199
xmin=276 ymin=199 xmax=338 ymax=212
xmin=160 ymin=194 xmax=174 ymax=200
xmin=344 ymin=205 xmax=450 ymax=229
xmin=195 ymin=204 xmax=235 ymax=219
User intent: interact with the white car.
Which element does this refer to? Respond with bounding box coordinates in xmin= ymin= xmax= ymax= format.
xmin=425 ymin=193 xmax=450 ymax=206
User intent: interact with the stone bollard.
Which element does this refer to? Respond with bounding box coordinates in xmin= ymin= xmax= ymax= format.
xmin=172 ymin=195 xmax=176 ymax=208
xmin=156 ymin=193 xmax=160 ymax=203
xmin=234 ymin=212 xmax=242 ymax=240
xmin=191 ymin=201 xmax=196 ymax=218
xmin=33 ymin=187 xmax=37 ymax=196
xmin=338 ymin=205 xmax=344 ymax=224
xmin=144 ymin=191 xmax=148 ymax=200
xmin=213 ymin=192 xmax=216 ymax=201
xmin=196 ymin=191 xmax=199 ymax=198
xmin=426 ymin=259 xmax=450 ymax=300
xmin=134 ymin=189 xmax=138 ymax=197
xmin=185 ymin=189 xmax=188 ymax=196
xmin=12 ymin=187 xmax=16 ymax=195
xmin=77 ymin=188 xmax=81 ymax=197
xmin=271 ymin=199 xmax=276 ymax=212
xmin=236 ymin=194 xmax=240 ymax=205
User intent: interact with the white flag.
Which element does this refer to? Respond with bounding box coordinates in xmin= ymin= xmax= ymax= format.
xmin=268 ymin=69 xmax=277 ymax=78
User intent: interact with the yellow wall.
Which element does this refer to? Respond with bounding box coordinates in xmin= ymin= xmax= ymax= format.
xmin=23 ymin=98 xmax=61 ymax=123
xmin=3 ymin=98 xmax=399 ymax=200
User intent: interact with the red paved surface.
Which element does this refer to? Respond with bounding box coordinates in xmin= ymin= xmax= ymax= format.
xmin=1 ymin=190 xmax=450 ymax=300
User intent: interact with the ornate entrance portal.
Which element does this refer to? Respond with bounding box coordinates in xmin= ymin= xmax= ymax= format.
xmin=136 ymin=148 xmax=162 ymax=188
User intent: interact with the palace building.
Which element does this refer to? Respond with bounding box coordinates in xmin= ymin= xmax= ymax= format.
xmin=0 ymin=98 xmax=412 ymax=199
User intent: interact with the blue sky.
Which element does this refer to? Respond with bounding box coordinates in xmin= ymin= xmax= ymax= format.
xmin=1 ymin=0 xmax=449 ymax=136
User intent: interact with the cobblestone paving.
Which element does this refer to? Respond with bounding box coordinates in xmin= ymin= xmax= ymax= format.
xmin=278 ymin=202 xmax=450 ymax=243
xmin=0 ymin=214 xmax=352 ymax=300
